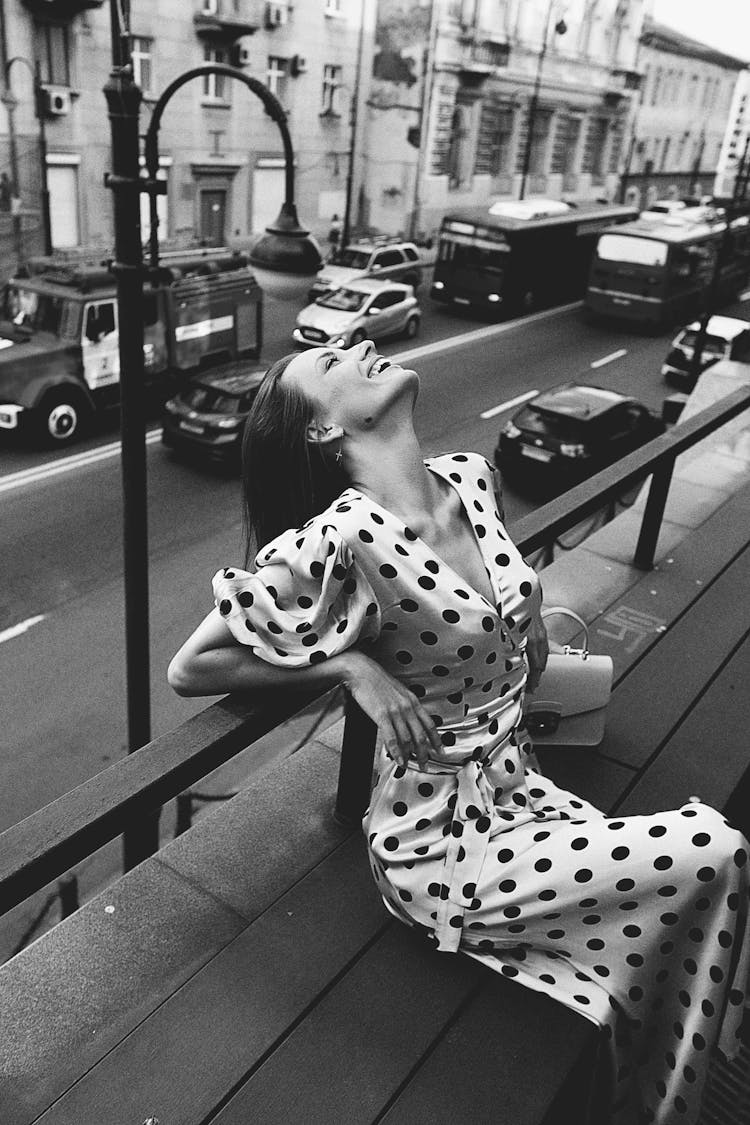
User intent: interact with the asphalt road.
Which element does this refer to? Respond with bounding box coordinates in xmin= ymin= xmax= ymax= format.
xmin=2 ymin=292 xmax=749 ymax=834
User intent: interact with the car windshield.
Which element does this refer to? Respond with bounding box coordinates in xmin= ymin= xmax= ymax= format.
xmin=330 ymin=248 xmax=370 ymax=269
xmin=5 ymin=286 xmax=68 ymax=335
xmin=179 ymin=386 xmax=241 ymax=414
xmin=596 ymin=234 xmax=668 ymax=267
xmin=316 ymin=288 xmax=369 ymax=311
xmin=678 ymin=331 xmax=728 ymax=355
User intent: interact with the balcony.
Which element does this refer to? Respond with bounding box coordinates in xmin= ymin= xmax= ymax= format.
xmin=608 ymin=67 xmax=643 ymax=93
xmin=193 ymin=1 xmax=262 ymax=39
xmin=21 ymin=0 xmax=103 ymax=16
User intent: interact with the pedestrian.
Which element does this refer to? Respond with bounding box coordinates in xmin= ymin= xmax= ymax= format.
xmin=169 ymin=340 xmax=750 ymax=1125
xmin=327 ymin=212 xmax=342 ymax=259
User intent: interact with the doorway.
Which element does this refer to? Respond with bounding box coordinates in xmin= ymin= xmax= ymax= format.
xmin=200 ymin=189 xmax=227 ymax=245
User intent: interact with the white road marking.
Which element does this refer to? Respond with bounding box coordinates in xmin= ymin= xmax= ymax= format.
xmin=590 ymin=347 xmax=627 ymax=369
xmin=480 ymin=389 xmax=539 ymax=420
xmin=739 ymin=289 xmax=750 ymax=302
xmin=0 ymin=614 xmax=45 ymax=645
xmin=0 ymin=300 xmax=584 ymax=496
xmin=0 ymin=430 xmax=162 ymax=495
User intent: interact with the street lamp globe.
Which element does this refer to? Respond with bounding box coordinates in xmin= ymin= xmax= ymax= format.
xmin=249 ymin=200 xmax=323 ymax=303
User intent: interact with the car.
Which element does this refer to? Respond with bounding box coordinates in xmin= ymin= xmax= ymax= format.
xmin=308 ymin=238 xmax=423 ymax=302
xmin=495 ymin=383 xmax=664 ymax=495
xmin=161 ymin=366 xmax=265 ymax=465
xmin=293 ymin=279 xmax=421 ymax=349
xmin=661 ymin=315 xmax=750 ymax=391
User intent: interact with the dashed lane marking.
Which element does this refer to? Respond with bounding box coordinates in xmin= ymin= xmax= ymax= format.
xmin=590 ymin=348 xmax=627 ymax=369
xmin=480 ymin=390 xmax=539 ymax=420
xmin=0 ymin=614 xmax=45 ymax=645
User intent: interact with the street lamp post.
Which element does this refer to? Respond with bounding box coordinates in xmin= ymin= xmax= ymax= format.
xmin=105 ymin=1 xmax=321 ymax=871
xmin=4 ymin=56 xmax=53 ymax=258
xmin=518 ymin=2 xmax=566 ymax=201
xmin=341 ymin=0 xmax=366 ymax=250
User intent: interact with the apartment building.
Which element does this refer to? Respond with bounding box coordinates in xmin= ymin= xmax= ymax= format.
xmin=623 ymin=17 xmax=746 ymax=208
xmin=0 ymin=0 xmax=375 ymax=271
xmin=363 ymin=0 xmax=646 ymax=239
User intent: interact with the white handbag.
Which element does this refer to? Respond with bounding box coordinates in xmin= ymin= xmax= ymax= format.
xmin=522 ymin=607 xmax=613 ymax=747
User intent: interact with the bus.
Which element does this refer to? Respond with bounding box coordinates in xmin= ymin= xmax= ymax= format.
xmin=430 ymin=198 xmax=638 ymax=317
xmin=584 ymin=204 xmax=750 ymax=326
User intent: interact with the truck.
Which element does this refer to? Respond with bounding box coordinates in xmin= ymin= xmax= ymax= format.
xmin=0 ymin=246 xmax=263 ymax=446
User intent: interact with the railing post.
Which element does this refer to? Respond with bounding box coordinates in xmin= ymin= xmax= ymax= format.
xmin=634 ymin=460 xmax=675 ymax=570
xmin=334 ymin=696 xmax=378 ymax=827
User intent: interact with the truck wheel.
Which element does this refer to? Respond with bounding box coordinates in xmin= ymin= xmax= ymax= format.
xmin=404 ymin=315 xmax=420 ymax=339
xmin=37 ymin=391 xmax=89 ymax=447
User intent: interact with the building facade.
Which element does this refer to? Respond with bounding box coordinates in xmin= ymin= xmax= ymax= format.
xmin=622 ymin=17 xmax=746 ymax=209
xmin=363 ymin=0 xmax=646 ymax=240
xmin=715 ymin=68 xmax=750 ymax=199
xmin=0 ymin=0 xmax=376 ymax=273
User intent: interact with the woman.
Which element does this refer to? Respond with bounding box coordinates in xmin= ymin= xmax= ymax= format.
xmin=169 ymin=341 xmax=749 ymax=1125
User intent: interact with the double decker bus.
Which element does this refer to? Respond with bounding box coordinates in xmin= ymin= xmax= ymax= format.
xmin=430 ymin=198 xmax=637 ymax=317
xmin=585 ymin=204 xmax=750 ymax=326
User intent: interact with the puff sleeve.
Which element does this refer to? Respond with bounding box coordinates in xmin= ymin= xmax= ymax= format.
xmin=212 ymin=520 xmax=381 ymax=667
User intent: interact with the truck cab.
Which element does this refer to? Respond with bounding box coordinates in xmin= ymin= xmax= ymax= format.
xmin=0 ymin=247 xmax=262 ymax=446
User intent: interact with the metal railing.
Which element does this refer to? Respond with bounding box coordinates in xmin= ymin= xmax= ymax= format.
xmin=1 ymin=385 xmax=749 ymax=920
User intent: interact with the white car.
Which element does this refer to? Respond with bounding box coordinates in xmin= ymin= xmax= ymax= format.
xmin=293 ymin=279 xmax=421 ymax=349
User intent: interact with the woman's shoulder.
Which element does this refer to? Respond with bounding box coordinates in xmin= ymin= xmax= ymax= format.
xmin=427 ymin=450 xmax=496 ymax=478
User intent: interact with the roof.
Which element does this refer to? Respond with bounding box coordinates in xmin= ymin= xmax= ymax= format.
xmin=442 ymin=200 xmax=637 ymax=234
xmin=640 ymin=16 xmax=748 ymax=70
xmin=191 ymin=368 xmax=266 ymax=394
xmin=685 ymin=316 xmax=750 ymax=340
xmin=529 ymin=383 xmax=631 ymax=421
xmin=334 ymin=277 xmax=412 ymax=293
xmin=600 ymin=215 xmax=724 ymax=243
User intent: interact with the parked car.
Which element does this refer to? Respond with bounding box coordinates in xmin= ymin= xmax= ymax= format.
xmin=308 ymin=238 xmax=423 ymax=302
xmin=293 ymin=279 xmax=421 ymax=349
xmin=161 ymin=365 xmax=265 ymax=465
xmin=661 ymin=315 xmax=750 ymax=391
xmin=495 ymin=383 xmax=664 ymax=495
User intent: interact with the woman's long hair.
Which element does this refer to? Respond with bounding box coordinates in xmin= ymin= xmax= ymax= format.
xmin=240 ymin=353 xmax=349 ymax=564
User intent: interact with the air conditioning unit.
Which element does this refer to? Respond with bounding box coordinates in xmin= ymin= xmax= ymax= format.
xmin=290 ymin=54 xmax=307 ymax=76
xmin=265 ymin=2 xmax=289 ymax=28
xmin=231 ymin=40 xmax=252 ymax=67
xmin=42 ymin=86 xmax=72 ymax=117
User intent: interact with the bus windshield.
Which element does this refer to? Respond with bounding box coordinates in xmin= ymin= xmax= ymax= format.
xmin=596 ymin=234 xmax=668 ymax=267
xmin=439 ymin=239 xmax=505 ymax=275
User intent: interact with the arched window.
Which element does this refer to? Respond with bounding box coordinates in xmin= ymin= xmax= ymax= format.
xmin=577 ymin=0 xmax=600 ymax=57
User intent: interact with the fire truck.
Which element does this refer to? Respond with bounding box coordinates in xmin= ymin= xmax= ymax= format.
xmin=0 ymin=247 xmax=263 ymax=446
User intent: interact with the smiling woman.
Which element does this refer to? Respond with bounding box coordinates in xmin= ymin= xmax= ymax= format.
xmin=169 ymin=339 xmax=750 ymax=1125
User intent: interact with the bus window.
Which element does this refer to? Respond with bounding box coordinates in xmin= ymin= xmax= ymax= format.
xmin=439 ymin=240 xmax=505 ymax=275
xmin=596 ymin=234 xmax=668 ymax=267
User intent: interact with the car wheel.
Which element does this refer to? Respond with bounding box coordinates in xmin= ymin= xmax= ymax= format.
xmin=36 ymin=390 xmax=90 ymax=447
xmin=404 ymin=315 xmax=420 ymax=339
xmin=350 ymin=329 xmax=366 ymax=346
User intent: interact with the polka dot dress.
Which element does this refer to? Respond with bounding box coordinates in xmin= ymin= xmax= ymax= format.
xmin=213 ymin=451 xmax=750 ymax=1125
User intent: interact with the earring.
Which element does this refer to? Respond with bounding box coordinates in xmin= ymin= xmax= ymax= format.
xmin=335 ymin=436 xmax=343 ymax=464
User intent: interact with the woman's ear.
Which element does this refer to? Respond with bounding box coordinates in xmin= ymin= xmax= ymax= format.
xmin=306 ymin=421 xmax=343 ymax=446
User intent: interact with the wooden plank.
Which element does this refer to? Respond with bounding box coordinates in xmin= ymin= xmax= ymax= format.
xmin=379 ymin=971 xmax=598 ymax=1125
xmin=211 ymin=926 xmax=484 ymax=1124
xmin=595 ymin=545 xmax=750 ymax=772
xmin=536 ymin=747 xmax=635 ymax=813
xmin=35 ymin=835 xmax=388 ymax=1125
xmin=616 ymin=632 xmax=750 ymax=821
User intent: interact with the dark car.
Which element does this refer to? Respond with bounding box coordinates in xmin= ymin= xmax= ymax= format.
xmin=161 ymin=366 xmax=265 ymax=465
xmin=661 ymin=315 xmax=750 ymax=392
xmin=495 ymin=383 xmax=664 ymax=495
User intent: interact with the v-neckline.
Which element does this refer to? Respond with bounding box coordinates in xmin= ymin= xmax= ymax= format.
xmin=345 ymin=459 xmax=499 ymax=611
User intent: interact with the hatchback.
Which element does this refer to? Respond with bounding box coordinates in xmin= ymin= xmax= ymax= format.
xmin=161 ymin=366 xmax=265 ymax=464
xmin=661 ymin=315 xmax=750 ymax=391
xmin=495 ymin=383 xmax=664 ymax=495
xmin=293 ymin=279 xmax=420 ymax=349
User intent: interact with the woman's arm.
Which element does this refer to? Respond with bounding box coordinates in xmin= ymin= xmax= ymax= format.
xmin=168 ymin=609 xmax=441 ymax=767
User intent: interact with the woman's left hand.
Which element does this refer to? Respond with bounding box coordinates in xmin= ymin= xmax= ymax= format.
xmin=525 ymin=612 xmax=550 ymax=694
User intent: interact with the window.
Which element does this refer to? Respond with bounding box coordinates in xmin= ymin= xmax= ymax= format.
xmin=321 ymin=64 xmax=341 ymax=115
xmin=370 ymin=290 xmax=402 ymax=310
xmin=371 ymin=249 xmax=403 ymax=268
xmin=203 ymin=0 xmax=219 ymax=13
xmin=203 ymin=45 xmax=229 ymax=102
xmin=267 ymin=56 xmax=288 ymax=99
xmin=325 ymin=0 xmax=343 ymax=15
xmin=35 ymin=22 xmax=70 ymax=87
xmin=660 ymin=137 xmax=670 ymax=171
xmin=475 ymin=101 xmax=514 ymax=176
xmin=131 ymin=37 xmax=153 ymax=96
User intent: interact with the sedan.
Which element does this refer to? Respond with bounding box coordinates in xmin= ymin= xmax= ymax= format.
xmin=661 ymin=315 xmax=750 ymax=391
xmin=293 ymin=279 xmax=420 ymax=349
xmin=495 ymin=383 xmax=664 ymax=496
xmin=161 ymin=365 xmax=265 ymax=465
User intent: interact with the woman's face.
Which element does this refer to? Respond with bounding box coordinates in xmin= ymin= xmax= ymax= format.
xmin=281 ymin=340 xmax=419 ymax=435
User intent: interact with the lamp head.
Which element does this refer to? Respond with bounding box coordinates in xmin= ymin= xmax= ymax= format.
xmin=249 ymin=202 xmax=323 ymax=302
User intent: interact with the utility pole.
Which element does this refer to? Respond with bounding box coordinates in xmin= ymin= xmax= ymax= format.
xmin=687 ymin=134 xmax=750 ymax=387
xmin=342 ymin=0 xmax=366 ymax=248
xmin=0 ymin=1 xmax=22 ymax=263
xmin=518 ymin=0 xmax=566 ymax=201
xmin=409 ymin=0 xmax=438 ymax=242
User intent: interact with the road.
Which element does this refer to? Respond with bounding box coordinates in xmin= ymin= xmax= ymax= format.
xmin=1 ymin=292 xmax=749 ymax=834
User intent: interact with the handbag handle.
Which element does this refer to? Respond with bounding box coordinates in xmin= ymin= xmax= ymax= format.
xmin=541 ymin=606 xmax=589 ymax=649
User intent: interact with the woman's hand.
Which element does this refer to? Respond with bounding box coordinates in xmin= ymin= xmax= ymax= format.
xmin=524 ymin=612 xmax=550 ymax=694
xmin=342 ymin=652 xmax=442 ymax=769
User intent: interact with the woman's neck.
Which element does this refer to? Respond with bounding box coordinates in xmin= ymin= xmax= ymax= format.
xmin=346 ymin=428 xmax=444 ymax=530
